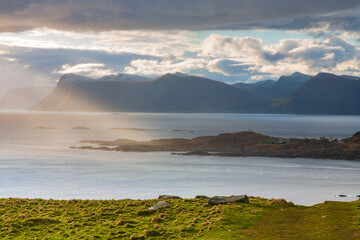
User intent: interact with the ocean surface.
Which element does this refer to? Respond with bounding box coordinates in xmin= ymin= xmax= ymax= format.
xmin=0 ymin=111 xmax=360 ymax=205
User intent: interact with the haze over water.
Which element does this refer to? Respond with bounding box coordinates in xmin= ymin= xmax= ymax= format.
xmin=1 ymin=111 xmax=360 ymax=205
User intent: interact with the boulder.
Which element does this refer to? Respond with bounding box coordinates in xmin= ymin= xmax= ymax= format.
xmin=158 ymin=195 xmax=182 ymax=199
xmin=195 ymin=195 xmax=209 ymax=199
xmin=208 ymin=195 xmax=249 ymax=205
xmin=148 ymin=201 xmax=169 ymax=211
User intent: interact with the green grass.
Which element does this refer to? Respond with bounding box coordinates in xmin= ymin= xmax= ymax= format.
xmin=0 ymin=197 xmax=358 ymax=239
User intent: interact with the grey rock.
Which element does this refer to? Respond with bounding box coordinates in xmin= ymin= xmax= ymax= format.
xmin=148 ymin=201 xmax=169 ymax=211
xmin=195 ymin=195 xmax=209 ymax=199
xmin=208 ymin=195 xmax=249 ymax=205
xmin=158 ymin=195 xmax=182 ymax=199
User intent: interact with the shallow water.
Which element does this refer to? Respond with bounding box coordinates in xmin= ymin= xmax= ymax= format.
xmin=0 ymin=111 xmax=359 ymax=205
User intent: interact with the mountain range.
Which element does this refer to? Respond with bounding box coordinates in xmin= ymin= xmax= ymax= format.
xmin=31 ymin=73 xmax=265 ymax=113
xmin=2 ymin=71 xmax=359 ymax=115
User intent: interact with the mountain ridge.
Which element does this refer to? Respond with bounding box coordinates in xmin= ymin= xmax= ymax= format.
xmin=29 ymin=71 xmax=360 ymax=115
xmin=31 ymin=73 xmax=267 ymax=113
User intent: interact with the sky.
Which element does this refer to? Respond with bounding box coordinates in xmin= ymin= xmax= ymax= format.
xmin=0 ymin=0 xmax=360 ymax=95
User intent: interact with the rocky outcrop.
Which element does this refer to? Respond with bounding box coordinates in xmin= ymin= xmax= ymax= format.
xmin=208 ymin=195 xmax=249 ymax=205
xmin=148 ymin=201 xmax=169 ymax=210
xmin=195 ymin=195 xmax=209 ymax=199
xmin=342 ymin=132 xmax=360 ymax=144
xmin=158 ymin=195 xmax=182 ymax=200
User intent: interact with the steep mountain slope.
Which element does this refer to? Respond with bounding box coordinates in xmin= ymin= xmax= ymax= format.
xmin=253 ymin=72 xmax=312 ymax=98
xmin=31 ymin=73 xmax=266 ymax=113
xmin=275 ymin=73 xmax=360 ymax=115
xmin=0 ymin=86 xmax=54 ymax=109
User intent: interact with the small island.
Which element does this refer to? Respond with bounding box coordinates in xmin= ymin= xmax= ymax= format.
xmin=72 ymin=131 xmax=360 ymax=160
xmin=109 ymin=128 xmax=162 ymax=131
xmin=36 ymin=126 xmax=58 ymax=130
xmin=73 ymin=126 xmax=90 ymax=130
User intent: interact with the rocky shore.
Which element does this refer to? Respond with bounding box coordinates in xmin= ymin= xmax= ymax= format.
xmin=71 ymin=131 xmax=360 ymax=160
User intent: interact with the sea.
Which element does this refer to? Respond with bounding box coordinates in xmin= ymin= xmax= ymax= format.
xmin=0 ymin=111 xmax=359 ymax=205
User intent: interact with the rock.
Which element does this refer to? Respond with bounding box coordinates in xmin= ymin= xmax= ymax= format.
xmin=208 ymin=195 xmax=249 ymax=205
xmin=158 ymin=195 xmax=182 ymax=199
xmin=338 ymin=194 xmax=348 ymax=197
xmin=356 ymin=195 xmax=360 ymax=198
xmin=195 ymin=195 xmax=209 ymax=199
xmin=148 ymin=201 xmax=169 ymax=210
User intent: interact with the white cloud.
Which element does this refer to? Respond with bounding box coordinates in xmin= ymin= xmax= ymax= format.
xmin=125 ymin=58 xmax=207 ymax=75
xmin=197 ymin=34 xmax=360 ymax=77
xmin=0 ymin=28 xmax=197 ymax=58
xmin=56 ymin=63 xmax=116 ymax=78
xmin=199 ymin=34 xmax=263 ymax=62
xmin=334 ymin=59 xmax=360 ymax=73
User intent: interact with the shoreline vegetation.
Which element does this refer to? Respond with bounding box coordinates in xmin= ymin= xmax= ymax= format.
xmin=0 ymin=196 xmax=359 ymax=239
xmin=72 ymin=131 xmax=360 ymax=160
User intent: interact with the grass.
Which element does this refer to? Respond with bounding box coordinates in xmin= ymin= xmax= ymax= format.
xmin=0 ymin=197 xmax=358 ymax=239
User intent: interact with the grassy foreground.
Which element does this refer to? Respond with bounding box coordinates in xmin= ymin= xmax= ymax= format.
xmin=0 ymin=197 xmax=359 ymax=239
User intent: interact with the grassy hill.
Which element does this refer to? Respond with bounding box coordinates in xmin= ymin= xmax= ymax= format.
xmin=0 ymin=197 xmax=359 ymax=239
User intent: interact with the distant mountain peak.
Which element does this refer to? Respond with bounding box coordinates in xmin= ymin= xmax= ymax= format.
xmin=315 ymin=72 xmax=339 ymax=78
xmin=290 ymin=72 xmax=307 ymax=76
xmin=174 ymin=72 xmax=189 ymax=77
xmin=97 ymin=73 xmax=149 ymax=82
xmin=58 ymin=73 xmax=91 ymax=84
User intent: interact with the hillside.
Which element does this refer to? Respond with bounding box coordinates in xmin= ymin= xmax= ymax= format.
xmin=0 ymin=197 xmax=358 ymax=239
xmin=253 ymin=72 xmax=312 ymax=98
xmin=31 ymin=73 xmax=266 ymax=113
xmin=276 ymin=73 xmax=360 ymax=115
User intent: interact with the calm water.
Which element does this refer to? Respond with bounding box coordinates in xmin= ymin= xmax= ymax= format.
xmin=0 ymin=111 xmax=360 ymax=205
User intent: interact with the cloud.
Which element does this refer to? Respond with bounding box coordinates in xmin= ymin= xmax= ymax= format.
xmin=0 ymin=28 xmax=196 ymax=57
xmin=200 ymin=34 xmax=263 ymax=61
xmin=207 ymin=59 xmax=254 ymax=76
xmin=56 ymin=63 xmax=117 ymax=78
xmin=125 ymin=58 xmax=207 ymax=76
xmin=0 ymin=0 xmax=359 ymax=32
xmin=1 ymin=46 xmax=160 ymax=74
xmin=197 ymin=34 xmax=360 ymax=78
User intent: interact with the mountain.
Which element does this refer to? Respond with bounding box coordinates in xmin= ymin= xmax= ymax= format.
xmin=274 ymin=73 xmax=360 ymax=115
xmin=340 ymin=75 xmax=360 ymax=80
xmin=97 ymin=73 xmax=149 ymax=82
xmin=0 ymin=86 xmax=54 ymax=109
xmin=58 ymin=73 xmax=149 ymax=84
xmin=232 ymin=79 xmax=276 ymax=91
xmin=31 ymin=73 xmax=266 ymax=113
xmin=253 ymin=72 xmax=312 ymax=98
